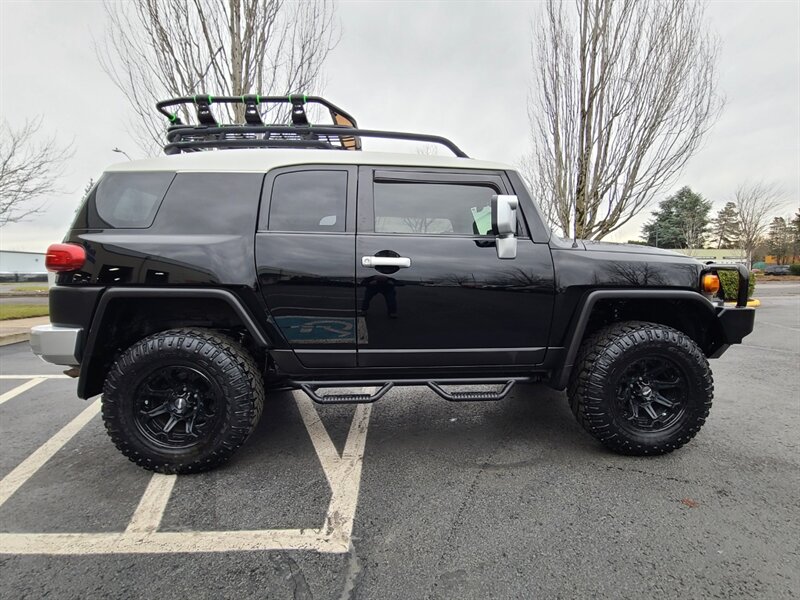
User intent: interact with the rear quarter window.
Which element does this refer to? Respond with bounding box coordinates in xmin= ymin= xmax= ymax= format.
xmin=153 ymin=172 xmax=263 ymax=234
xmin=94 ymin=172 xmax=174 ymax=228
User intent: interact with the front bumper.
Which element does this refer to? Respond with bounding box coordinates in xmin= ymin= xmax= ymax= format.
xmin=717 ymin=306 xmax=756 ymax=344
xmin=709 ymin=306 xmax=756 ymax=358
xmin=30 ymin=324 xmax=82 ymax=366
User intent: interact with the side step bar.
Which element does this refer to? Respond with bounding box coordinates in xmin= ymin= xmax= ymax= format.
xmin=296 ymin=378 xmax=523 ymax=405
xmin=299 ymin=382 xmax=393 ymax=405
xmin=428 ymin=380 xmax=515 ymax=402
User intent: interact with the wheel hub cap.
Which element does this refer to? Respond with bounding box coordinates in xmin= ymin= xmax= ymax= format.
xmin=133 ymin=366 xmax=221 ymax=450
xmin=615 ymin=357 xmax=688 ymax=433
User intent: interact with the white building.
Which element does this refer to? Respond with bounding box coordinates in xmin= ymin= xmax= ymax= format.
xmin=672 ymin=248 xmax=746 ymax=264
xmin=0 ymin=250 xmax=47 ymax=281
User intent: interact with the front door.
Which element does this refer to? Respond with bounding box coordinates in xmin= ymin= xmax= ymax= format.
xmin=355 ymin=167 xmax=555 ymax=368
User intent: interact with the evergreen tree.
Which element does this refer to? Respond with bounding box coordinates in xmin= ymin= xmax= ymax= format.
xmin=709 ymin=201 xmax=741 ymax=249
xmin=767 ymin=217 xmax=790 ymax=264
xmin=791 ymin=210 xmax=800 ymax=260
xmin=642 ymin=187 xmax=712 ymax=248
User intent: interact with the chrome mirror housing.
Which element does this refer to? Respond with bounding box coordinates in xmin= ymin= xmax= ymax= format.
xmin=491 ymin=195 xmax=518 ymax=259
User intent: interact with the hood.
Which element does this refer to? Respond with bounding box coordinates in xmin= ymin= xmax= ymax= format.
xmin=579 ymin=240 xmax=691 ymax=258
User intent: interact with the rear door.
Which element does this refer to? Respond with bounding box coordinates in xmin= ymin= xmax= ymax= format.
xmin=255 ymin=165 xmax=357 ymax=368
xmin=355 ymin=167 xmax=555 ymax=368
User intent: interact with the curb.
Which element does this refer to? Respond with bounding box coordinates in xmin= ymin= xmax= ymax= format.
xmin=0 ymin=332 xmax=30 ymax=347
xmin=724 ymin=298 xmax=761 ymax=308
xmin=0 ymin=316 xmax=48 ymax=347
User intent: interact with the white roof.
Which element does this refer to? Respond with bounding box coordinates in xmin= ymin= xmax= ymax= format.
xmin=105 ymin=149 xmax=513 ymax=173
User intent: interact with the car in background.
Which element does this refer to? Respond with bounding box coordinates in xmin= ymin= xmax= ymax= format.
xmin=765 ymin=265 xmax=791 ymax=275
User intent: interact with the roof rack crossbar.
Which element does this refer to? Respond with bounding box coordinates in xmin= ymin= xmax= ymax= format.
xmin=164 ymin=124 xmax=469 ymax=158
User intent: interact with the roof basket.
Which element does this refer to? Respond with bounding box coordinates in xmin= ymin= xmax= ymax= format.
xmin=155 ymin=94 xmax=468 ymax=158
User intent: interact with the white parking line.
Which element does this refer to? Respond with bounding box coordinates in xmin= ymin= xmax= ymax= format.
xmin=125 ymin=474 xmax=177 ymax=534
xmin=0 ymin=529 xmax=343 ymax=555
xmin=324 ymin=400 xmax=372 ymax=545
xmin=0 ymin=374 xmax=71 ymax=379
xmin=0 ymin=377 xmax=46 ymax=406
xmin=296 ymin=393 xmax=349 ymax=487
xmin=0 ymin=385 xmax=374 ymax=555
xmin=0 ymin=398 xmax=101 ymax=508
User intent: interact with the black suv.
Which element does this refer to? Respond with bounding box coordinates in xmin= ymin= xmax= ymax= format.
xmin=31 ymin=95 xmax=755 ymax=473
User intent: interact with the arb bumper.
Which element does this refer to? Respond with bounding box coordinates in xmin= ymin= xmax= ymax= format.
xmin=717 ymin=306 xmax=755 ymax=344
xmin=709 ymin=306 xmax=755 ymax=358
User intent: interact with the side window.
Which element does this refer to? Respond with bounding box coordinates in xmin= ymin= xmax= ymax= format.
xmin=154 ymin=173 xmax=263 ymax=234
xmin=94 ymin=172 xmax=174 ymax=228
xmin=267 ymin=170 xmax=347 ymax=232
xmin=373 ymin=182 xmax=499 ymax=235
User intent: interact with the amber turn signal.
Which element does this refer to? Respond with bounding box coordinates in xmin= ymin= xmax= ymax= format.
xmin=701 ymin=273 xmax=720 ymax=295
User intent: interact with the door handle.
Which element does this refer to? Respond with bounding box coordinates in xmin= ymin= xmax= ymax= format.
xmin=361 ymin=256 xmax=411 ymax=268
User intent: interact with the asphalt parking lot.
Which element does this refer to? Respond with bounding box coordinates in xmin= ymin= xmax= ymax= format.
xmin=1 ymin=286 xmax=798 ymax=599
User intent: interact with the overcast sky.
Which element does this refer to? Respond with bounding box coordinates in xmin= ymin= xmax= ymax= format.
xmin=1 ymin=0 xmax=798 ymax=252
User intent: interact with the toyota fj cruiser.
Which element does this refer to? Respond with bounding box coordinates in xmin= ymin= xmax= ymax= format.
xmin=31 ymin=95 xmax=755 ymax=473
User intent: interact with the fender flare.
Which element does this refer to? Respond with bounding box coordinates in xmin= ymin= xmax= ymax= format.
xmin=77 ymin=288 xmax=270 ymax=398
xmin=550 ymin=289 xmax=718 ymax=390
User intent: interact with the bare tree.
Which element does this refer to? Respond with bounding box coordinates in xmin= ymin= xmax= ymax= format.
xmin=527 ymin=0 xmax=723 ymax=239
xmin=97 ymin=0 xmax=339 ymax=155
xmin=0 ymin=119 xmax=73 ymax=227
xmin=416 ymin=144 xmax=440 ymax=156
xmin=735 ymin=182 xmax=787 ymax=268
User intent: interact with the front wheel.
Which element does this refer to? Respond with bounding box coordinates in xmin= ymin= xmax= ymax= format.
xmin=102 ymin=328 xmax=264 ymax=473
xmin=568 ymin=321 xmax=713 ymax=456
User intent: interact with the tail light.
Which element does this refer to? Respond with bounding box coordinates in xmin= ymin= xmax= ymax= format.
xmin=701 ymin=273 xmax=721 ymax=295
xmin=45 ymin=243 xmax=86 ymax=272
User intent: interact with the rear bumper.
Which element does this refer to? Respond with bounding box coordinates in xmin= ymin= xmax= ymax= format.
xmin=30 ymin=324 xmax=82 ymax=366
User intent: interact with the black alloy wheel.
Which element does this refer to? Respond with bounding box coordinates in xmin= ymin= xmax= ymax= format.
xmin=134 ymin=365 xmax=223 ymax=450
xmin=102 ymin=328 xmax=264 ymax=473
xmin=613 ymin=356 xmax=688 ymax=435
xmin=568 ymin=321 xmax=713 ymax=456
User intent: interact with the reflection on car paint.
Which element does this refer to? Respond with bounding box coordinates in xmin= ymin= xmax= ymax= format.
xmin=274 ymin=316 xmax=358 ymax=344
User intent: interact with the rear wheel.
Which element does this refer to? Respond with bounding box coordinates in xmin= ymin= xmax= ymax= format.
xmin=102 ymin=328 xmax=264 ymax=473
xmin=568 ymin=321 xmax=713 ymax=455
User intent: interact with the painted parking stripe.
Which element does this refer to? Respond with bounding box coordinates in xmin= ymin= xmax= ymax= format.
xmin=323 ymin=400 xmax=372 ymax=545
xmin=0 ymin=374 xmax=71 ymax=379
xmin=0 ymin=377 xmax=46 ymax=406
xmin=0 ymin=399 xmax=101 ymax=509
xmin=295 ymin=393 xmax=347 ymax=488
xmin=125 ymin=474 xmax=178 ymax=534
xmin=0 ymin=390 xmax=373 ymax=555
xmin=0 ymin=529 xmax=346 ymax=555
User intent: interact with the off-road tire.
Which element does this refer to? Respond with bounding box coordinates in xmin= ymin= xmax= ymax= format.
xmin=568 ymin=321 xmax=713 ymax=456
xmin=102 ymin=328 xmax=264 ymax=473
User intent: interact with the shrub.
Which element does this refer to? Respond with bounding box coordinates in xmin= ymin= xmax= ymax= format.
xmin=789 ymin=264 xmax=800 ymax=276
xmin=718 ymin=270 xmax=756 ymax=302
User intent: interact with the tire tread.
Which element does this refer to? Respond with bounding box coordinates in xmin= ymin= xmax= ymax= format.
xmin=567 ymin=320 xmax=713 ymax=456
xmin=102 ymin=328 xmax=264 ymax=474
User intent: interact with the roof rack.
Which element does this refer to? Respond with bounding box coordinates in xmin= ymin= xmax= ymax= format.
xmin=155 ymin=95 xmax=469 ymax=158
